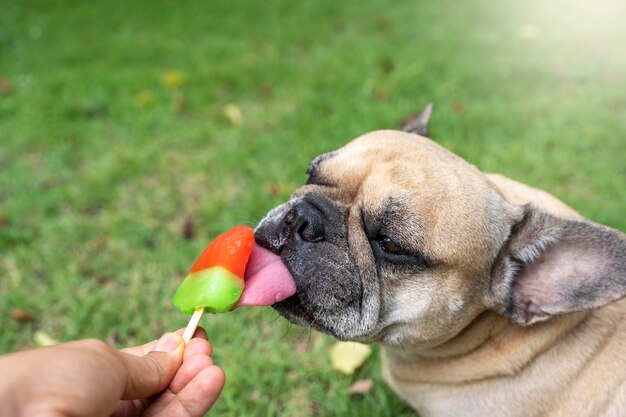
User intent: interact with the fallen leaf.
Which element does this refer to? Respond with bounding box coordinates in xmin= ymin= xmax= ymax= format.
xmin=451 ymin=101 xmax=466 ymax=113
xmin=133 ymin=90 xmax=154 ymax=108
xmin=0 ymin=78 xmax=12 ymax=94
xmin=95 ymin=275 xmax=113 ymax=285
xmin=173 ymin=94 xmax=187 ymax=112
xmin=34 ymin=331 xmax=59 ymax=347
xmin=10 ymin=309 xmax=35 ymax=323
xmin=329 ymin=341 xmax=372 ymax=375
xmin=347 ymin=379 xmax=374 ymax=395
xmin=182 ymin=215 xmax=195 ymax=240
xmin=162 ymin=70 xmax=185 ymax=88
xmin=267 ymin=183 xmax=280 ymax=197
xmin=223 ymin=103 xmax=243 ymax=126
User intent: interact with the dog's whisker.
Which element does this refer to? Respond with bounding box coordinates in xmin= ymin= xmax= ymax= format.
xmin=306 ymin=327 xmax=314 ymax=352
xmin=279 ymin=321 xmax=294 ymax=341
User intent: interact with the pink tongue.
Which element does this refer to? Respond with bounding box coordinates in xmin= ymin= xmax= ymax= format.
xmin=236 ymin=244 xmax=296 ymax=307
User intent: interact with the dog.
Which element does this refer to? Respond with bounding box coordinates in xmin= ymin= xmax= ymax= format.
xmin=255 ymin=105 xmax=626 ymax=417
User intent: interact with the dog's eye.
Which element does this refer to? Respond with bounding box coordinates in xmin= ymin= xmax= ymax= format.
xmin=377 ymin=236 xmax=403 ymax=255
xmin=372 ymin=234 xmax=431 ymax=268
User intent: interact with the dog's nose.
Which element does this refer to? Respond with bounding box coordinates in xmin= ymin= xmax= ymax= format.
xmin=283 ymin=202 xmax=325 ymax=243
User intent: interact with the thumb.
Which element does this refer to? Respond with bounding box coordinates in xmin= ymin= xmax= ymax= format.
xmin=118 ymin=332 xmax=185 ymax=400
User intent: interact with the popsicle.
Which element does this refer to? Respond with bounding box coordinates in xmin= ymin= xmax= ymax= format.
xmin=174 ymin=225 xmax=254 ymax=342
xmin=174 ymin=225 xmax=298 ymax=343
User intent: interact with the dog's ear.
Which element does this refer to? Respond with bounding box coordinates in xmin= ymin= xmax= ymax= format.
xmin=490 ymin=205 xmax=626 ymax=325
xmin=401 ymin=103 xmax=434 ymax=137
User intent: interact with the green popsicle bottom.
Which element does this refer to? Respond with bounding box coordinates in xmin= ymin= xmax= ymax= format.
xmin=173 ymin=267 xmax=244 ymax=315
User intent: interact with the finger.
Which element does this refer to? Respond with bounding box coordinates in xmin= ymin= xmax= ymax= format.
xmin=140 ymin=353 xmax=214 ymax=416
xmin=122 ymin=339 xmax=159 ymax=357
xmin=184 ymin=337 xmax=213 ymax=359
xmin=122 ymin=327 xmax=208 ymax=357
xmin=111 ymin=399 xmax=148 ymax=417
xmin=120 ymin=330 xmax=185 ymax=357
xmin=170 ymin=353 xmax=213 ymax=394
xmin=118 ymin=333 xmax=185 ymax=400
xmin=136 ymin=339 xmax=213 ymax=416
xmin=189 ymin=326 xmax=208 ymax=341
xmin=111 ymin=400 xmax=134 ymax=417
xmin=147 ymin=366 xmax=225 ymax=417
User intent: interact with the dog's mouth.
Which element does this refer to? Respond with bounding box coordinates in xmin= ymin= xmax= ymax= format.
xmin=235 ymin=243 xmax=297 ymax=307
xmin=273 ymin=295 xmax=340 ymax=337
xmin=247 ymin=238 xmax=334 ymax=333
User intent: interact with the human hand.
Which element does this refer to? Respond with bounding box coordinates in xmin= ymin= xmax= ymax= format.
xmin=0 ymin=328 xmax=225 ymax=417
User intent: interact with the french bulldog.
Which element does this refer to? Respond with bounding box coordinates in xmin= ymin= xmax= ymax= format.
xmin=255 ymin=105 xmax=626 ymax=417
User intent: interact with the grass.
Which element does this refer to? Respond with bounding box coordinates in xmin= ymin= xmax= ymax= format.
xmin=1 ymin=0 xmax=625 ymax=415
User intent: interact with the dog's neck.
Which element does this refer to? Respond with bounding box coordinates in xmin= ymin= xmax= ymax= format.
xmin=382 ymin=310 xmax=590 ymax=384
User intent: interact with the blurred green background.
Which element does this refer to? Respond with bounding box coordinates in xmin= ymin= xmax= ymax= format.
xmin=1 ymin=0 xmax=625 ymax=415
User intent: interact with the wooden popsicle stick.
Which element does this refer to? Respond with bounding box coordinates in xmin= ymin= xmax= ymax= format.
xmin=182 ymin=307 xmax=204 ymax=344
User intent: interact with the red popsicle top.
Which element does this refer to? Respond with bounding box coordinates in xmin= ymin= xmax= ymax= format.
xmin=188 ymin=225 xmax=255 ymax=279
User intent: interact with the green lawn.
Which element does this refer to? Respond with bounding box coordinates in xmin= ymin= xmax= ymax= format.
xmin=1 ymin=0 xmax=625 ymax=416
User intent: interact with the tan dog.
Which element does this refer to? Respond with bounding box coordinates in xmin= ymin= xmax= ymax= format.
xmin=255 ymin=106 xmax=626 ymax=417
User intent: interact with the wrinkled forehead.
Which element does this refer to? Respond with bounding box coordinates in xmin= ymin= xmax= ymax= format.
xmin=308 ymin=130 xmax=500 ymax=264
xmin=310 ymin=130 xmax=484 ymax=205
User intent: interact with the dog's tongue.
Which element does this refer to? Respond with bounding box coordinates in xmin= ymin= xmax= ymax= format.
xmin=236 ymin=244 xmax=296 ymax=307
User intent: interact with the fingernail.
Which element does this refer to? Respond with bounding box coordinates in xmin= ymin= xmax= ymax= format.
xmin=154 ymin=333 xmax=181 ymax=353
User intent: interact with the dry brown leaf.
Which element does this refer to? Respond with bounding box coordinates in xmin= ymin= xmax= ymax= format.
xmin=173 ymin=94 xmax=187 ymax=112
xmin=95 ymin=275 xmax=113 ymax=285
xmin=182 ymin=215 xmax=195 ymax=240
xmin=34 ymin=331 xmax=59 ymax=347
xmin=451 ymin=101 xmax=466 ymax=113
xmin=347 ymin=379 xmax=374 ymax=395
xmin=0 ymin=78 xmax=12 ymax=94
xmin=223 ymin=104 xmax=243 ymax=126
xmin=267 ymin=183 xmax=280 ymax=197
xmin=329 ymin=341 xmax=372 ymax=375
xmin=10 ymin=309 xmax=35 ymax=322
